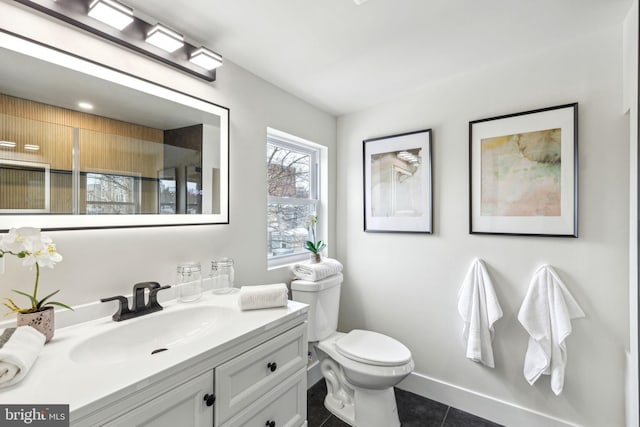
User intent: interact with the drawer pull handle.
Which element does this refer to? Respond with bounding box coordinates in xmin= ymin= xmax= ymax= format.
xmin=203 ymin=393 xmax=215 ymax=407
xmin=267 ymin=362 xmax=277 ymax=372
xmin=265 ymin=421 xmax=276 ymax=427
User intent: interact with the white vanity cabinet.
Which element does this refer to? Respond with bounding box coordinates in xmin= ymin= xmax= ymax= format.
xmin=215 ymin=322 xmax=307 ymax=427
xmin=81 ymin=317 xmax=307 ymax=427
xmin=3 ymin=297 xmax=309 ymax=427
xmin=103 ymin=370 xmax=214 ymax=427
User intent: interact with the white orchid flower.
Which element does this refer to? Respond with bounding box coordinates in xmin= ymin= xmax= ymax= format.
xmin=0 ymin=227 xmax=41 ymax=253
xmin=41 ymin=243 xmax=63 ymax=267
xmin=0 ymin=227 xmax=68 ymax=314
xmin=20 ymin=233 xmax=62 ymax=269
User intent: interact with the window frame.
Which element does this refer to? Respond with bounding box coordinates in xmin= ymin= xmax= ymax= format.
xmin=0 ymin=159 xmax=51 ymax=213
xmin=84 ymin=170 xmax=142 ymax=214
xmin=267 ymin=128 xmax=322 ymax=269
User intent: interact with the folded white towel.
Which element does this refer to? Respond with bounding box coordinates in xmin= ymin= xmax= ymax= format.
xmin=457 ymin=259 xmax=503 ymax=368
xmin=239 ymin=283 xmax=289 ymax=311
xmin=0 ymin=326 xmax=45 ymax=388
xmin=518 ymin=265 xmax=585 ymax=395
xmin=291 ymin=258 xmax=343 ymax=282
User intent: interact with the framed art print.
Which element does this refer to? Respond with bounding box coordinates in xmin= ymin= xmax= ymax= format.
xmin=363 ymin=129 xmax=432 ymax=233
xmin=469 ymin=103 xmax=578 ymax=237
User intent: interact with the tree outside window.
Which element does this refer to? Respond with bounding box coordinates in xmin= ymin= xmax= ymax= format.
xmin=267 ymin=132 xmax=319 ymax=263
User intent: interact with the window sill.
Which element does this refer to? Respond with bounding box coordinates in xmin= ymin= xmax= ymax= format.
xmin=267 ymin=253 xmax=310 ymax=271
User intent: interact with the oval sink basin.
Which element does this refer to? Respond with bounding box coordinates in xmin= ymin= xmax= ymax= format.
xmin=70 ymin=306 xmax=231 ymax=365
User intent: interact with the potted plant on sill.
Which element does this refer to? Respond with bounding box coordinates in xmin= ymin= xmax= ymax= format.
xmin=0 ymin=227 xmax=71 ymax=342
xmin=305 ymin=215 xmax=326 ymax=264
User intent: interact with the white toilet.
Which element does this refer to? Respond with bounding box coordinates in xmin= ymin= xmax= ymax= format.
xmin=291 ymin=273 xmax=414 ymax=427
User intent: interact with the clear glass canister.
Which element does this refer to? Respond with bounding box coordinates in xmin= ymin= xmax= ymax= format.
xmin=176 ymin=262 xmax=203 ymax=302
xmin=210 ymin=257 xmax=235 ymax=294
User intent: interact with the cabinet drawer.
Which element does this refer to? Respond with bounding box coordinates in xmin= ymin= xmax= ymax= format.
xmin=103 ymin=370 xmax=214 ymax=427
xmin=220 ymin=368 xmax=306 ymax=427
xmin=215 ymin=323 xmax=307 ymax=424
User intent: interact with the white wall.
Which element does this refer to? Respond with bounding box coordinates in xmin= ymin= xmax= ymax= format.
xmin=336 ymin=25 xmax=629 ymax=427
xmin=0 ymin=2 xmax=337 ymax=305
xmin=624 ymin=2 xmax=639 ymax=426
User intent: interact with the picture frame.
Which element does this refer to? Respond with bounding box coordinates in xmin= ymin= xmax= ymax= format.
xmin=469 ymin=103 xmax=578 ymax=237
xmin=363 ymin=129 xmax=433 ymax=233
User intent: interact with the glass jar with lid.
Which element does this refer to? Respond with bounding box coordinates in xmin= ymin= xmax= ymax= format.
xmin=210 ymin=257 xmax=235 ymax=294
xmin=176 ymin=262 xmax=203 ymax=302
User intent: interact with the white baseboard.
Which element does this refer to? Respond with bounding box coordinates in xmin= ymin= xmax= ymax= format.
xmin=626 ymin=351 xmax=638 ymax=427
xmin=397 ymin=372 xmax=581 ymax=427
xmin=307 ymin=360 xmax=323 ymax=388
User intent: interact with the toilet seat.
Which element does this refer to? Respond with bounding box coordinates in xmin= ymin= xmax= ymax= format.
xmin=316 ymin=331 xmax=415 ymax=391
xmin=335 ymin=329 xmax=412 ymax=367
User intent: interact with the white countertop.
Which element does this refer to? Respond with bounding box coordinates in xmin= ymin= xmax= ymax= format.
xmin=0 ymin=292 xmax=308 ymax=423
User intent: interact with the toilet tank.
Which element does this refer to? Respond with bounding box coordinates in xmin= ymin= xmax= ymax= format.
xmin=291 ymin=273 xmax=343 ymax=342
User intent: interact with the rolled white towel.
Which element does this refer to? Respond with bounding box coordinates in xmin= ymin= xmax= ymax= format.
xmin=239 ymin=283 xmax=289 ymax=311
xmin=291 ymin=258 xmax=343 ymax=282
xmin=0 ymin=326 xmax=45 ymax=388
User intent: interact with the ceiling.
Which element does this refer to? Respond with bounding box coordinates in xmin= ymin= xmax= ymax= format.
xmin=124 ymin=0 xmax=632 ymax=116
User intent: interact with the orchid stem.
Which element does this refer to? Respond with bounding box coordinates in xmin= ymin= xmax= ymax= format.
xmin=32 ymin=263 xmax=39 ymax=311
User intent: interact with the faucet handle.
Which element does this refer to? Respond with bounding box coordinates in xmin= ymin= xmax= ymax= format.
xmin=100 ymin=295 xmax=131 ymax=322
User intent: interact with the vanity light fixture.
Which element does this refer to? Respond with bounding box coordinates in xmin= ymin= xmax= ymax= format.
xmin=189 ymin=47 xmax=223 ymax=71
xmin=146 ymin=24 xmax=184 ymax=53
xmin=15 ymin=0 xmax=220 ymax=81
xmin=0 ymin=141 xmax=17 ymax=148
xmin=87 ymin=0 xmax=134 ymax=31
xmin=24 ymin=144 xmax=40 ymax=151
xmin=78 ymin=101 xmax=94 ymax=110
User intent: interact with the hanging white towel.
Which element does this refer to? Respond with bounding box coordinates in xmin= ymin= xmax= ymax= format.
xmin=457 ymin=259 xmax=503 ymax=368
xmin=517 ymin=265 xmax=585 ymax=395
xmin=239 ymin=283 xmax=289 ymax=311
xmin=0 ymin=326 xmax=45 ymax=388
xmin=291 ymin=258 xmax=343 ymax=282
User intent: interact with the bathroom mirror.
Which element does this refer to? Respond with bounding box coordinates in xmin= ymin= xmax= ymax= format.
xmin=0 ymin=31 xmax=229 ymax=231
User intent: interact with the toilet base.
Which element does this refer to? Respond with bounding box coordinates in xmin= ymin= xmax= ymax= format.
xmin=324 ymin=380 xmax=400 ymax=427
xmin=324 ymin=392 xmax=355 ymax=425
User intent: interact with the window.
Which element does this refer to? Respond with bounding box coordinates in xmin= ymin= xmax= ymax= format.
xmin=85 ymin=172 xmax=140 ymax=214
xmin=267 ymin=128 xmax=321 ymax=267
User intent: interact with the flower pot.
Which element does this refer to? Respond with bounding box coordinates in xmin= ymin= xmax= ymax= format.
xmin=310 ymin=253 xmax=322 ymax=264
xmin=17 ymin=306 xmax=54 ymax=343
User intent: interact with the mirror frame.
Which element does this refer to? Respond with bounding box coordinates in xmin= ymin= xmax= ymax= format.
xmin=0 ymin=30 xmax=229 ymax=231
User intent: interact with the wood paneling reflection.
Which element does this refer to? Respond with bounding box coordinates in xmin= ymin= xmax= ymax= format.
xmin=80 ymin=130 xmax=163 ymax=178
xmin=0 ymin=94 xmax=163 ymax=141
xmin=0 ymin=166 xmax=46 ymax=210
xmin=0 ymin=113 xmax=73 ymax=170
xmin=0 ymin=93 xmax=165 ymax=214
xmin=0 ymin=167 xmax=72 ymax=212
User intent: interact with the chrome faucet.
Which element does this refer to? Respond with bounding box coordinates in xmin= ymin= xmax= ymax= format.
xmin=101 ymin=282 xmax=171 ymax=322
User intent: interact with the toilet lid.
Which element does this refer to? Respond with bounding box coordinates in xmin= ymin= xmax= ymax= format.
xmin=335 ymin=330 xmax=412 ymax=367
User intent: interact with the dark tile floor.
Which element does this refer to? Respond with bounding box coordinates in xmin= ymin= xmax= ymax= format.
xmin=307 ymin=380 xmax=503 ymax=427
